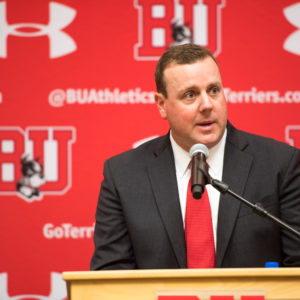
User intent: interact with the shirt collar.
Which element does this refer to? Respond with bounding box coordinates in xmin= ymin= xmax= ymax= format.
xmin=170 ymin=132 xmax=191 ymax=179
xmin=207 ymin=128 xmax=227 ymax=179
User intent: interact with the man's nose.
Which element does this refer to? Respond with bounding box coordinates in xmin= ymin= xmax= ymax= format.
xmin=198 ymin=93 xmax=213 ymax=111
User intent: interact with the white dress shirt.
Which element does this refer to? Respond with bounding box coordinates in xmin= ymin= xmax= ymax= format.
xmin=170 ymin=129 xmax=227 ymax=249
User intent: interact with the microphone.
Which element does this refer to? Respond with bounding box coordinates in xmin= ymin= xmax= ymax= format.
xmin=189 ymin=144 xmax=209 ymax=199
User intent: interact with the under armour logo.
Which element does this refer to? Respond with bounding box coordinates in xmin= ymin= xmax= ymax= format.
xmin=0 ymin=1 xmax=77 ymax=59
xmin=0 ymin=272 xmax=66 ymax=300
xmin=283 ymin=3 xmax=300 ymax=56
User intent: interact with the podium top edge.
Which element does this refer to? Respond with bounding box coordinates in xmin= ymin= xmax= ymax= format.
xmin=62 ymin=268 xmax=300 ymax=281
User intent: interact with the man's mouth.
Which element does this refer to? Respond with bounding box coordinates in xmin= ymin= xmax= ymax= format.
xmin=198 ymin=120 xmax=214 ymax=127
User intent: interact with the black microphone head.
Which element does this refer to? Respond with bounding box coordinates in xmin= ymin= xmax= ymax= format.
xmin=189 ymin=144 xmax=209 ymax=158
xmin=192 ymin=185 xmax=204 ymax=199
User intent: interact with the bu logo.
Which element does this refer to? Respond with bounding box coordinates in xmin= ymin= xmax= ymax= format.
xmin=0 ymin=272 xmax=66 ymax=300
xmin=285 ymin=125 xmax=300 ymax=148
xmin=134 ymin=0 xmax=226 ymax=60
xmin=0 ymin=1 xmax=77 ymax=59
xmin=283 ymin=3 xmax=300 ymax=56
xmin=0 ymin=126 xmax=76 ymax=202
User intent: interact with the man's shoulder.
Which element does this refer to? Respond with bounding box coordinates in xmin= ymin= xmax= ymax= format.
xmin=106 ymin=133 xmax=170 ymax=166
xmin=227 ymin=122 xmax=298 ymax=157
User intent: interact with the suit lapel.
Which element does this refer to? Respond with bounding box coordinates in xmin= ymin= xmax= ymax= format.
xmin=147 ymin=135 xmax=187 ymax=268
xmin=216 ymin=124 xmax=253 ymax=267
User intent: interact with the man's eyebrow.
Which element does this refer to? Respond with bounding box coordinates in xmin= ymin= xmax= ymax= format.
xmin=207 ymin=81 xmax=222 ymax=88
xmin=179 ymin=85 xmax=200 ymax=94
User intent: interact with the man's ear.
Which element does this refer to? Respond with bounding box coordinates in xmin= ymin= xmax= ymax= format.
xmin=155 ymin=92 xmax=167 ymax=120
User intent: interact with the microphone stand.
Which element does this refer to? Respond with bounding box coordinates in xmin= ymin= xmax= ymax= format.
xmin=199 ymin=167 xmax=300 ymax=239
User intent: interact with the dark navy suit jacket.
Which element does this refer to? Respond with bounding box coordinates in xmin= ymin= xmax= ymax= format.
xmin=91 ymin=122 xmax=300 ymax=269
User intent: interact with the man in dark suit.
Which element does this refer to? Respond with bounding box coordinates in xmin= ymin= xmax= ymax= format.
xmin=90 ymin=44 xmax=300 ymax=270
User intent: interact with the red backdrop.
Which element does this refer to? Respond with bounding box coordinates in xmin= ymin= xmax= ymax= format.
xmin=0 ymin=0 xmax=300 ymax=298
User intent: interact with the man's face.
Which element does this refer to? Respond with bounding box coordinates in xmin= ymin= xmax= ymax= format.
xmin=155 ymin=57 xmax=227 ymax=151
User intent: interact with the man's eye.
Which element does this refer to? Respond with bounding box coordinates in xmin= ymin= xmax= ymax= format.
xmin=185 ymin=91 xmax=195 ymax=98
xmin=210 ymin=86 xmax=219 ymax=94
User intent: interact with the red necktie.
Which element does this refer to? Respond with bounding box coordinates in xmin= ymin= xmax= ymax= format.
xmin=185 ymin=179 xmax=215 ymax=268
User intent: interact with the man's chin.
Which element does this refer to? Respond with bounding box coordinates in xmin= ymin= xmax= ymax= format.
xmin=191 ymin=136 xmax=220 ymax=150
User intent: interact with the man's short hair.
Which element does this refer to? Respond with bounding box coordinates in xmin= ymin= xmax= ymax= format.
xmin=155 ymin=43 xmax=219 ymax=98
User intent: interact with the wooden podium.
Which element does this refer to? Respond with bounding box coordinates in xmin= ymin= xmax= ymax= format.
xmin=63 ymin=268 xmax=300 ymax=300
